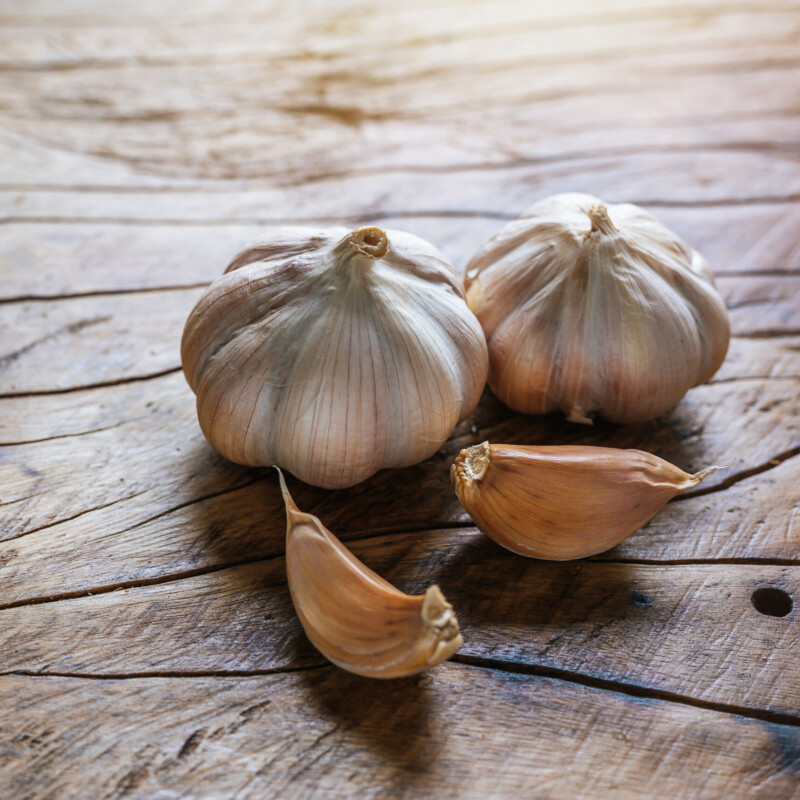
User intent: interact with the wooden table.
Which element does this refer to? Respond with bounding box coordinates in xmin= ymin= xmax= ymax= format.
xmin=1 ymin=1 xmax=799 ymax=797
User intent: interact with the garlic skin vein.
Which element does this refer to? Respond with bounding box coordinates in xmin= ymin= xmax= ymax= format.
xmin=451 ymin=442 xmax=722 ymax=560
xmin=464 ymin=193 xmax=731 ymax=424
xmin=278 ymin=470 xmax=462 ymax=679
xmin=182 ymin=225 xmax=488 ymax=489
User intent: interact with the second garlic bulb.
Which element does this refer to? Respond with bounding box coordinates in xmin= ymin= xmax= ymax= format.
xmin=182 ymin=225 xmax=488 ymax=489
xmin=464 ymin=193 xmax=730 ymax=424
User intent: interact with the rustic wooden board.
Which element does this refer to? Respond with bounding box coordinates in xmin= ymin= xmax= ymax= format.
xmin=2 ymin=0 xmax=799 ymax=797
xmin=2 ymin=203 xmax=799 ymax=304
xmin=2 ymin=665 xmax=798 ymax=800
xmin=2 ymin=529 xmax=798 ymax=719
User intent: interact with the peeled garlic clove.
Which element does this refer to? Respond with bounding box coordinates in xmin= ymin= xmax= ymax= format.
xmin=451 ymin=442 xmax=722 ymax=560
xmin=464 ymin=193 xmax=731 ymax=424
xmin=182 ymin=225 xmax=488 ymax=489
xmin=278 ymin=470 xmax=462 ymax=679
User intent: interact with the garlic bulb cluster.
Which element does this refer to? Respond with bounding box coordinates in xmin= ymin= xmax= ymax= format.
xmin=182 ymin=225 xmax=488 ymax=489
xmin=278 ymin=470 xmax=462 ymax=678
xmin=451 ymin=442 xmax=721 ymax=560
xmin=464 ymin=193 xmax=730 ymax=424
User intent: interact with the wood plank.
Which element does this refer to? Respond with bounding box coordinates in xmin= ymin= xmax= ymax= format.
xmin=3 ymin=89 xmax=799 ymax=189
xmin=0 ymin=288 xmax=202 ymax=394
xmin=1 ymin=257 xmax=795 ymax=398
xmin=3 ymin=152 xmax=799 ymax=225
xmin=1 ymin=370 xmax=797 ymax=550
xmin=712 ymin=336 xmax=800 ymax=381
xmin=1 ymin=439 xmax=797 ymax=609
xmin=2 ymin=665 xmax=798 ymax=800
xmin=608 ymin=452 xmax=800 ymax=561
xmin=0 ymin=529 xmax=797 ymax=716
xmin=1 ymin=394 xmax=798 ymax=608
xmin=1 ymin=335 xmax=797 ymax=443
xmin=2 ymin=3 xmax=796 ymax=67
xmin=2 ymin=204 xmax=798 ymax=302
xmin=719 ymin=275 xmax=800 ymax=335
xmin=3 ymin=0 xmax=796 ymax=22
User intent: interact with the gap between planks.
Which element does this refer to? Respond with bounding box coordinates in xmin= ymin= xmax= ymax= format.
xmin=0 ymin=340 xmax=794 ymax=399
xmin=0 ymin=269 xmax=798 ymax=306
xmin=4 ymin=193 xmax=800 ymax=229
xmin=1 ymin=656 xmax=798 ymax=730
xmin=0 ymin=546 xmax=796 ymax=614
xmin=2 ymin=429 xmax=798 ymax=547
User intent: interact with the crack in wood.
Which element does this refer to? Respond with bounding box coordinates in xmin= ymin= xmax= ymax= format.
xmin=1 ymin=657 xmax=798 ymax=730
xmin=450 ymin=655 xmax=800 ymax=727
xmin=0 ymin=284 xmax=211 ymax=306
xmin=3 ymin=194 xmax=800 ymax=231
xmin=0 ymin=420 xmax=130 ymax=447
xmin=0 ymin=366 xmax=182 ymax=399
xmin=676 ymin=445 xmax=800 ymax=501
xmin=0 ymin=664 xmax=329 ymax=680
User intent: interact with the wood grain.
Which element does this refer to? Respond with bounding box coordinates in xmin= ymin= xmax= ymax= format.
xmin=2 ymin=665 xmax=798 ymax=800
xmin=2 ymin=0 xmax=800 ymax=796
xmin=2 ymin=202 xmax=799 ymax=303
xmin=0 ymin=529 xmax=797 ymax=717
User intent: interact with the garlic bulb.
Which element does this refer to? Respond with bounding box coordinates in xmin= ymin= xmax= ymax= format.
xmin=451 ymin=442 xmax=722 ymax=559
xmin=278 ymin=470 xmax=462 ymax=678
xmin=182 ymin=225 xmax=488 ymax=489
xmin=464 ymin=193 xmax=730 ymax=424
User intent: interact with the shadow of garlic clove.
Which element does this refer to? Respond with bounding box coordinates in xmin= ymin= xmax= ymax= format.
xmin=277 ymin=469 xmax=462 ymax=679
xmin=451 ymin=442 xmax=724 ymax=560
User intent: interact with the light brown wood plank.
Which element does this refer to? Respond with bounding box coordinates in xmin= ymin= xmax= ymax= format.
xmin=0 ymin=288 xmax=201 ymax=394
xmin=0 ymin=530 xmax=797 ymax=716
xmin=2 ymin=204 xmax=798 ymax=302
xmin=3 ymin=151 xmax=799 ymax=225
xmin=719 ymin=275 xmax=800 ymax=335
xmin=1 ymin=392 xmax=798 ymax=609
xmin=1 ymin=370 xmax=797 ymax=549
xmin=3 ymin=0 xmax=795 ymax=22
xmin=1 ymin=3 xmax=796 ymax=67
xmin=3 ymin=91 xmax=799 ymax=189
xmin=712 ymin=336 xmax=800 ymax=381
xmin=610 ymin=452 xmax=800 ymax=561
xmin=2 ymin=664 xmax=798 ymax=800
xmin=1 ymin=253 xmax=795 ymax=398
xmin=1 ymin=335 xmax=797 ymax=444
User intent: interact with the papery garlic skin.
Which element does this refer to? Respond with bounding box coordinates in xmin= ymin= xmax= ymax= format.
xmin=182 ymin=226 xmax=488 ymax=489
xmin=278 ymin=470 xmax=462 ymax=678
xmin=464 ymin=193 xmax=730 ymax=424
xmin=451 ymin=442 xmax=721 ymax=560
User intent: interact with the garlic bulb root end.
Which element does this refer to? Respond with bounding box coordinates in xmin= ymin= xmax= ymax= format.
xmin=350 ymin=226 xmax=389 ymax=258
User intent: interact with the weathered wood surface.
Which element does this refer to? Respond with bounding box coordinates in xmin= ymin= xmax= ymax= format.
xmin=1 ymin=0 xmax=799 ymax=798
xmin=3 ymin=666 xmax=798 ymax=800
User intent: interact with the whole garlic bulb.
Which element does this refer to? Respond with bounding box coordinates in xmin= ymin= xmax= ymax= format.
xmin=181 ymin=225 xmax=488 ymax=489
xmin=464 ymin=193 xmax=730 ymax=424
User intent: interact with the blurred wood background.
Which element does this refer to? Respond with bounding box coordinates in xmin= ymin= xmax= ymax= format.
xmin=1 ymin=0 xmax=799 ymax=797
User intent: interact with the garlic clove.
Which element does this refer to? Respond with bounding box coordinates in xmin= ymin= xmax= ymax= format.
xmin=278 ymin=470 xmax=462 ymax=678
xmin=451 ymin=442 xmax=723 ymax=560
xmin=464 ymin=193 xmax=731 ymax=425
